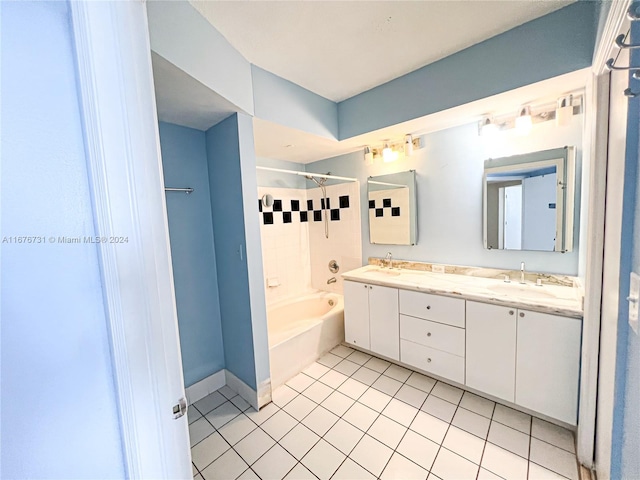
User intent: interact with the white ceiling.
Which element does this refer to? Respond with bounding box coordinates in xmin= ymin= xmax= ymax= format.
xmin=253 ymin=68 xmax=589 ymax=164
xmin=190 ymin=0 xmax=573 ymax=102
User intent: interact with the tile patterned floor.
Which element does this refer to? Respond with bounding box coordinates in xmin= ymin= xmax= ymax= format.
xmin=189 ymin=345 xmax=580 ymax=480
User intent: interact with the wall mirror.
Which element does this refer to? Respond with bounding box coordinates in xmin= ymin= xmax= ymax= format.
xmin=483 ymin=146 xmax=576 ymax=252
xmin=368 ymin=170 xmax=417 ymax=245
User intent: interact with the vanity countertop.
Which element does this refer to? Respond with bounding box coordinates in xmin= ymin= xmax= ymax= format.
xmin=342 ymin=265 xmax=583 ymax=319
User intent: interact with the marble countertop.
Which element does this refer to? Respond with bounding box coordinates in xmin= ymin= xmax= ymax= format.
xmin=342 ymin=265 xmax=583 ymax=319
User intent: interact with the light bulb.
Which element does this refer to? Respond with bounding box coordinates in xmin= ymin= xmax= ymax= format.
xmin=404 ymin=135 xmax=414 ymax=156
xmin=382 ymin=143 xmax=394 ymax=162
xmin=364 ymin=146 xmax=374 ymax=165
xmin=480 ymin=118 xmax=498 ymax=137
xmin=515 ymin=106 xmax=532 ymax=135
xmin=555 ymin=96 xmax=573 ymax=127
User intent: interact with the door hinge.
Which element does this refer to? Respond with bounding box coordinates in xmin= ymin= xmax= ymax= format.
xmin=172 ymin=397 xmax=187 ymax=419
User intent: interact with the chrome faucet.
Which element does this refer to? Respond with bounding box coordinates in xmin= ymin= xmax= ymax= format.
xmin=385 ymin=252 xmax=393 ymax=269
xmin=520 ymin=262 xmax=526 ymax=284
xmin=327 ymin=277 xmax=337 ymax=284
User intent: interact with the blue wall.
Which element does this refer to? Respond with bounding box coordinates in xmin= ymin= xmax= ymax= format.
xmin=337 ymin=2 xmax=598 ymax=139
xmin=0 ymin=2 xmax=124 ymax=477
xmin=611 ymin=22 xmax=640 ymax=480
xmin=206 ymin=114 xmax=270 ymax=390
xmin=159 ymin=122 xmax=225 ymax=387
xmin=256 ymin=157 xmax=307 ymax=189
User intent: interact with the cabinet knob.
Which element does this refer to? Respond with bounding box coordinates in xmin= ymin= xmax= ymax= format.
xmin=509 ymin=310 xmax=514 ymax=315
xmin=369 ymin=286 xmax=373 ymax=289
xmin=427 ymin=358 xmax=432 ymax=363
xmin=427 ymin=332 xmax=432 ymax=337
xmin=426 ymin=305 xmax=431 ymax=310
xmin=519 ymin=312 xmax=525 ymax=318
xmin=364 ymin=285 xmax=367 ymax=288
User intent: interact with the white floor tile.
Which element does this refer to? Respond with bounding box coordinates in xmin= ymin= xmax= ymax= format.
xmin=303 ymin=362 xmax=330 ymax=379
xmin=194 ymin=475 xmax=202 ymax=480
xmin=421 ymin=395 xmax=457 ymax=423
xmin=347 ymin=350 xmax=372 ymax=365
xmin=334 ymin=359 xmax=360 ymax=376
xmin=452 ymin=407 xmax=491 ymax=439
xmin=396 ymin=429 xmax=439 ymax=471
xmin=349 ymin=435 xmax=394 ymax=477
xmin=261 ymin=410 xmax=298 ymax=441
xmin=191 ymin=432 xmax=229 ymax=471
xmin=301 ymin=405 xmax=339 ymax=437
xmin=478 ymin=467 xmax=503 ymax=479
xmin=384 ymin=364 xmax=412 ymax=382
xmin=352 ymin=366 xmax=382 ymax=385
xmin=230 ymin=395 xmax=251 ymax=412
xmin=531 ymin=418 xmax=575 ymax=453
xmin=372 ymin=375 xmax=403 ymax=396
xmin=442 ymin=426 xmax=485 ymax=464
xmin=318 ymin=369 xmax=348 ymax=389
xmin=343 ymin=402 xmax=379 ymax=432
xmin=383 ymin=398 xmax=419 ymax=427
xmin=333 ymin=458 xmax=377 ymax=479
xmin=381 ymin=452 xmax=429 ymax=480
xmin=338 ymin=377 xmax=369 ymax=399
xmin=218 ymin=385 xmax=237 ymax=400
xmin=431 ymin=448 xmax=479 ymax=480
xmin=234 ymin=428 xmax=275 ymax=465
xmin=272 ymin=385 xmax=298 ymax=408
xmin=286 ymin=373 xmax=315 ymax=393
xmin=493 ymin=404 xmax=531 ymax=434
xmin=201 ymin=449 xmax=248 ymax=480
xmin=406 ymin=372 xmax=436 ymax=393
xmin=410 ymin=411 xmax=449 ymax=444
xmin=193 ymin=463 xmax=197 ymax=476
xmin=188 ymin=406 xmax=203 ymax=424
xmin=331 ymin=345 xmax=355 ymax=358
xmin=317 ymin=352 xmax=342 ymax=368
xmin=206 ymin=401 xmax=242 ymax=429
xmin=283 ymin=463 xmax=316 ymax=480
xmin=244 ymin=402 xmax=279 ymax=425
xmin=431 ymin=382 xmax=464 ymax=405
xmin=364 ymin=356 xmax=391 ymax=373
xmin=282 ymin=394 xmax=316 ymax=421
xmin=481 ymin=443 xmax=529 ymax=480
xmin=302 ymin=380 xmax=333 ymax=404
xmin=301 ymin=439 xmax=346 ymax=480
xmin=459 ymin=392 xmax=495 ymax=419
xmin=529 ymin=438 xmax=578 ymax=480
xmin=189 ymin=417 xmax=215 ymax=447
xmin=321 ymin=390 xmax=355 ymax=416
xmin=395 ymin=384 xmax=429 ymax=409
xmin=324 ymin=418 xmax=364 ymax=455
xmin=368 ymin=414 xmax=407 ymax=449
xmin=218 ymin=414 xmax=257 ymax=446
xmin=359 ymin=387 xmax=393 ymax=412
xmin=488 ymin=421 xmax=530 ymax=458
xmin=251 ymin=444 xmax=297 ymax=480
xmin=279 ymin=423 xmax=320 ymax=460
xmin=528 ymin=462 xmax=569 ymax=479
xmin=236 ymin=468 xmax=260 ymax=479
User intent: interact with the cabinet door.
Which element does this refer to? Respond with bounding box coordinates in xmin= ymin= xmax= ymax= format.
xmin=516 ymin=310 xmax=581 ymax=425
xmin=369 ymin=285 xmax=400 ymax=360
xmin=466 ymin=301 xmax=517 ymax=402
xmin=343 ymin=281 xmax=370 ymax=349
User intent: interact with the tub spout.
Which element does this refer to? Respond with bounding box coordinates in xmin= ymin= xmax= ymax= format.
xmin=327 ymin=277 xmax=337 ymax=284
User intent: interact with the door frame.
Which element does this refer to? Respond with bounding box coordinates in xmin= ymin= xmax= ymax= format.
xmin=70 ymin=1 xmax=191 ymax=477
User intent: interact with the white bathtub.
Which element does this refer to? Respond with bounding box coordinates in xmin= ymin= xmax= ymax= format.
xmin=267 ymin=291 xmax=344 ymax=389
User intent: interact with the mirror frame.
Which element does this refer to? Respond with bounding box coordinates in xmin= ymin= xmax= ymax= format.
xmin=482 ymin=146 xmax=576 ymax=253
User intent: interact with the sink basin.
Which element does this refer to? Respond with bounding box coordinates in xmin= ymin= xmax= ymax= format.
xmin=362 ymin=268 xmax=402 ymax=277
xmin=487 ymin=283 xmax=556 ymax=299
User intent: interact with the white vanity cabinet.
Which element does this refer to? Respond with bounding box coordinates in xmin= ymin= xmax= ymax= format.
xmin=516 ymin=309 xmax=581 ymax=425
xmin=343 ymin=281 xmax=399 ymax=360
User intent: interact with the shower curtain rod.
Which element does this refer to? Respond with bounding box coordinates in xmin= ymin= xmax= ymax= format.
xmin=256 ymin=166 xmax=357 ymax=183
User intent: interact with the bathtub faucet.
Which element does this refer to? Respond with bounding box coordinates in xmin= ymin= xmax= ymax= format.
xmin=327 ymin=277 xmax=337 ymax=284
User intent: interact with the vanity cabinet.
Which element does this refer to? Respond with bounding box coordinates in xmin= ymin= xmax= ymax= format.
xmin=343 ymin=281 xmax=399 ymax=360
xmin=466 ymin=301 xmax=517 ymax=402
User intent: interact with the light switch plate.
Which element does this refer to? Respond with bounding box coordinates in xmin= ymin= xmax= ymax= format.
xmin=629 ymin=271 xmax=639 ymax=334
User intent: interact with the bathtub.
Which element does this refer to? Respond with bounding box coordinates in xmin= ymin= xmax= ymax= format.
xmin=267 ymin=291 xmax=344 ymax=389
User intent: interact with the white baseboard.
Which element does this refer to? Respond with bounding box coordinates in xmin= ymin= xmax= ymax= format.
xmin=257 ymin=378 xmax=272 ymax=409
xmin=185 ymin=370 xmax=226 ymax=404
xmin=225 ymin=370 xmax=272 ymax=411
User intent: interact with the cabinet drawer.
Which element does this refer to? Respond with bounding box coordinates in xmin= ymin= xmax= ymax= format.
xmin=400 ymin=339 xmax=465 ymax=384
xmin=400 ymin=315 xmax=465 ymax=356
xmin=399 ymin=290 xmax=465 ymax=327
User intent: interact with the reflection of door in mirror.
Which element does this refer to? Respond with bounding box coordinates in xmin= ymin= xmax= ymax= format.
xmin=503 ymin=184 xmax=522 ymax=250
xmin=522 ymin=173 xmax=557 ymax=251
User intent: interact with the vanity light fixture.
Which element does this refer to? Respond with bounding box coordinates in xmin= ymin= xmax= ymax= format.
xmin=364 ymin=146 xmax=374 ymax=165
xmin=404 ymin=134 xmax=414 ymax=157
xmin=555 ymin=95 xmax=574 ymax=127
xmin=480 ymin=117 xmax=499 ymax=137
xmin=515 ymin=106 xmax=533 ymax=135
xmin=382 ymin=142 xmax=398 ymax=163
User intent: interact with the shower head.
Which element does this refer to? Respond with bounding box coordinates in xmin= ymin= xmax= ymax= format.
xmin=305 ymin=174 xmax=329 ymax=187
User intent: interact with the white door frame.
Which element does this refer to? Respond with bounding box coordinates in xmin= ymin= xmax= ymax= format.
xmin=70 ymin=1 xmax=192 ymax=478
xmin=579 ymin=0 xmax=631 ymax=472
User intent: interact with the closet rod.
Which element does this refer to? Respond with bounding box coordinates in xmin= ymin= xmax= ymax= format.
xmin=256 ymin=166 xmax=357 ymax=182
xmin=165 ymin=187 xmax=194 ymax=194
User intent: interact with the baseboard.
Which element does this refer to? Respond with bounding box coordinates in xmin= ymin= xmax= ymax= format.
xmin=185 ymin=370 xmax=226 ymax=404
xmin=225 ymin=370 xmax=272 ymax=411
xmin=257 ymin=378 xmax=272 ymax=409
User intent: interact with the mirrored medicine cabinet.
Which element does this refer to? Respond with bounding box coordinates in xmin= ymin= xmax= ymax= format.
xmin=367 ymin=170 xmax=417 ymax=245
xmin=483 ymin=147 xmax=576 ymax=253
